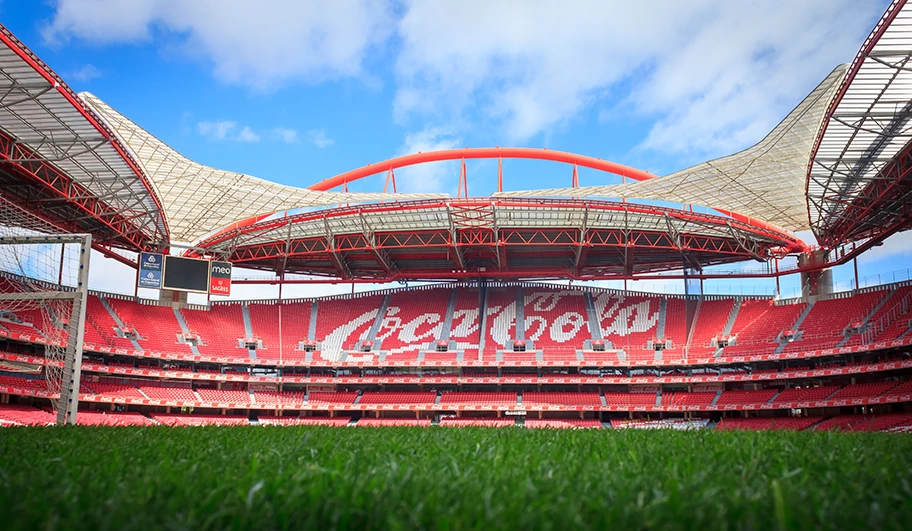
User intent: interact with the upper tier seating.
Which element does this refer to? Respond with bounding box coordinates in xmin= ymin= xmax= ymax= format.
xmin=450 ymin=288 xmax=482 ymax=360
xmin=107 ymin=298 xmax=186 ymax=352
xmin=85 ymin=295 xmax=135 ymax=349
xmin=375 ymin=289 xmax=449 ymax=358
xmin=722 ymin=300 xmax=805 ymax=356
xmin=592 ymin=293 xmax=661 ymax=360
xmin=866 ymin=285 xmax=912 ymax=342
xmin=688 ymin=299 xmax=735 ymax=354
xmin=181 ymin=305 xmax=248 ymax=358
xmin=483 ymin=288 xmax=517 ymax=358
xmin=313 ymin=295 xmax=385 ymax=362
xmin=248 ymin=301 xmax=311 ymax=360
xmin=661 ymin=298 xmax=688 ymax=361
xmin=781 ymin=291 xmax=887 ymax=352
xmin=523 ymin=289 xmax=590 ymax=354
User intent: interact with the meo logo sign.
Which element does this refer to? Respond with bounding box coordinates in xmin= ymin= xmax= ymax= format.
xmin=209 ymin=261 xmax=232 ymax=296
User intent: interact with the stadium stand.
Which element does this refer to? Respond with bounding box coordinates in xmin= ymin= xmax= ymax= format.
xmin=723 ymin=300 xmax=805 ymax=356
xmin=107 ymin=298 xmax=185 ymax=352
xmin=358 ymin=392 xmax=437 ymax=405
xmin=524 ymin=418 xmax=602 ymax=429
xmin=75 ymin=410 xmax=153 ymax=426
xmin=440 ymin=392 xmax=518 ymax=406
xmin=522 ymin=289 xmax=590 ymax=354
xmin=356 ymin=417 xmax=432 ymax=427
xmin=814 ymin=413 xmax=912 ymax=432
xmin=375 ymin=289 xmax=448 ymax=360
xmin=439 ymin=417 xmax=515 ymax=427
xmin=449 ymin=287 xmax=482 ymax=360
xmin=258 ymin=416 xmax=351 ymax=426
xmin=152 ymin=414 xmax=249 ymax=426
xmin=687 ymin=299 xmax=735 ymax=354
xmin=313 ymin=295 xmax=385 ymax=361
xmin=715 ymin=416 xmax=823 ymax=431
xmin=593 ymin=293 xmax=660 ymax=360
xmin=0 ymin=404 xmax=54 ymax=425
xmin=522 ymin=392 xmax=602 ymax=406
xmin=182 ymin=305 xmax=247 ymax=357
xmin=483 ymin=288 xmax=517 ymax=359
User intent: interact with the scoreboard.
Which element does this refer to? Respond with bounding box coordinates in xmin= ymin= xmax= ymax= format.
xmin=138 ymin=254 xmax=232 ymax=296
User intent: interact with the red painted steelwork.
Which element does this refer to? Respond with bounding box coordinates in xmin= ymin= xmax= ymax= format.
xmin=0 ymin=26 xmax=169 ymax=247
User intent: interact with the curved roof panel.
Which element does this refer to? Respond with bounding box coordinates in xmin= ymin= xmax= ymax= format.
xmin=80 ymin=93 xmax=445 ymax=243
xmin=0 ymin=26 xmax=168 ymax=250
xmin=807 ymin=0 xmax=912 ymax=247
xmin=494 ymin=65 xmax=848 ymax=233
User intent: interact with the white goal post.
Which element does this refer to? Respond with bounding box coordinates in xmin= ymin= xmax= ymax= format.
xmin=0 ymin=234 xmax=91 ymax=425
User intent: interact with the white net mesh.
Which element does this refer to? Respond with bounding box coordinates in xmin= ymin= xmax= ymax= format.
xmin=0 ymin=197 xmax=85 ymax=413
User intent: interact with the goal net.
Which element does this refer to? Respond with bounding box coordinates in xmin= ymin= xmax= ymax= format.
xmin=0 ymin=198 xmax=91 ymax=425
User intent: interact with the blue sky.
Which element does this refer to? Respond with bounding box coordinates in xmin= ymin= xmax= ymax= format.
xmin=3 ymin=0 xmax=910 ymax=299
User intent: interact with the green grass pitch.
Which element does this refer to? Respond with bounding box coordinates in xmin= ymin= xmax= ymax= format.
xmin=1 ymin=426 xmax=910 ymax=530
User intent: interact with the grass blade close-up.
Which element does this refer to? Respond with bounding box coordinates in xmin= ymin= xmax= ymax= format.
xmin=1 ymin=426 xmax=910 ymax=530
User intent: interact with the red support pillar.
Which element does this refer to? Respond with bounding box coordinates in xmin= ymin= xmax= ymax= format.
xmin=497 ymin=157 xmax=503 ymax=193
xmin=383 ymin=168 xmax=397 ymax=194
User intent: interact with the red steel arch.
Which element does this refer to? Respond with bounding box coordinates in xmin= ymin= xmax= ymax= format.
xmin=209 ymin=147 xmax=803 ymax=251
xmin=306 ymin=147 xmax=656 ymax=191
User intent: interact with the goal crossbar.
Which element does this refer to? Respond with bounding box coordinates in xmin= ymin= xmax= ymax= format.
xmin=0 ymin=291 xmax=77 ymax=301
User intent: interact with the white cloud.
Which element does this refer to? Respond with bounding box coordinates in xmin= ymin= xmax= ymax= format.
xmin=197 ymin=120 xmax=260 ymax=142
xmin=70 ymin=64 xmax=101 ymax=82
xmin=395 ymin=0 xmax=877 ymax=151
xmin=43 ymin=0 xmax=394 ymax=91
xmin=236 ymin=125 xmax=260 ymax=143
xmin=304 ymin=129 xmax=334 ymax=149
xmin=395 ymin=127 xmax=461 ymax=193
xmin=273 ymin=127 xmax=299 ymax=144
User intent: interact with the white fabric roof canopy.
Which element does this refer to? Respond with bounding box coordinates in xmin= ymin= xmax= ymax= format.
xmin=80 ymin=92 xmax=445 ymax=244
xmin=495 ymin=65 xmax=848 ymax=233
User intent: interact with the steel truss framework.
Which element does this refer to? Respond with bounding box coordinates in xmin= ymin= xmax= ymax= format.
xmin=192 ymin=198 xmax=805 ymax=282
xmin=0 ymin=26 xmax=167 ymax=252
xmin=808 ymin=0 xmax=912 ymax=247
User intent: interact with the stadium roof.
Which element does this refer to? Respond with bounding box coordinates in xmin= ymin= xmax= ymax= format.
xmin=807 ymin=0 xmax=912 ymax=247
xmin=192 ymin=198 xmax=806 ymax=281
xmin=0 ymin=26 xmax=168 ymax=251
xmin=493 ymin=65 xmax=848 ymax=234
xmin=79 ymin=93 xmax=445 ymax=244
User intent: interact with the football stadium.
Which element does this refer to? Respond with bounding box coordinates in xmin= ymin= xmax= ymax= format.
xmin=2 ymin=1 xmax=912 ymax=529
